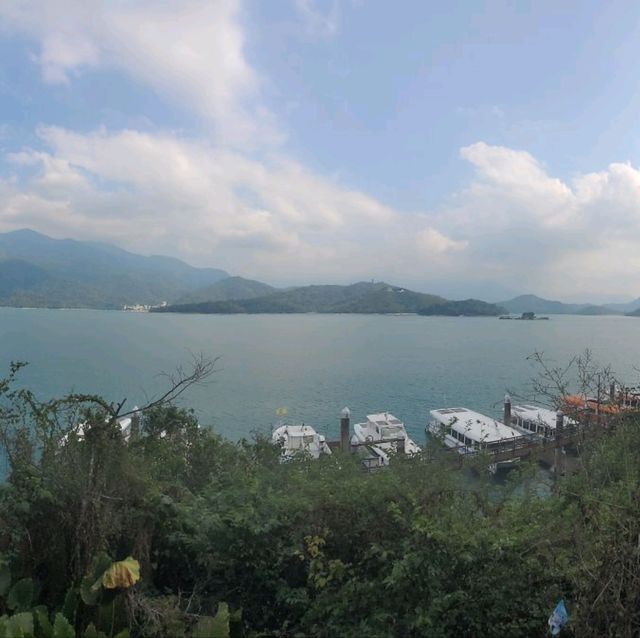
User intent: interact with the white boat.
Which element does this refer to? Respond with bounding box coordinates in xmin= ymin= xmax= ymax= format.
xmin=272 ymin=423 xmax=332 ymax=460
xmin=350 ymin=412 xmax=420 ymax=465
xmin=62 ymin=410 xmax=140 ymax=444
xmin=511 ymin=404 xmax=575 ymax=439
xmin=428 ymin=407 xmax=528 ymax=473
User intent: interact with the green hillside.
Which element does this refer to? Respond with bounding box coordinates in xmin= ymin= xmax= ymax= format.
xmin=154 ymin=282 xmax=503 ymax=316
xmin=498 ymin=294 xmax=586 ymax=314
xmin=174 ymin=276 xmax=276 ymax=305
xmin=0 ymin=229 xmax=229 ymax=308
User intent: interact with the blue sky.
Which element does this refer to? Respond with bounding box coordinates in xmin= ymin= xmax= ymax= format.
xmin=1 ymin=1 xmax=640 ymax=301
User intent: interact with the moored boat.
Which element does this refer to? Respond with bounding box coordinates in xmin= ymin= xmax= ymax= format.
xmin=350 ymin=412 xmax=420 ymax=464
xmin=62 ymin=410 xmax=140 ymax=444
xmin=272 ymin=423 xmax=332 ymax=460
xmin=511 ymin=404 xmax=576 ymax=439
xmin=428 ymin=407 xmax=529 ymax=473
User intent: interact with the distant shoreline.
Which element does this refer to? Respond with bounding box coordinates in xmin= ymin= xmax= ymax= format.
xmin=0 ymin=305 xmax=635 ymax=318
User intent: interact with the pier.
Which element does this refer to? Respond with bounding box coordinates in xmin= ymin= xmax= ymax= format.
xmin=326 ymin=397 xmax=636 ymax=475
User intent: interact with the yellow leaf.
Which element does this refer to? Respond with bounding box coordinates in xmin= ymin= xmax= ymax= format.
xmin=101 ymin=557 xmax=140 ymax=590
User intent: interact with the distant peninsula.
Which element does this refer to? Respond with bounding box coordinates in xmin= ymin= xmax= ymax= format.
xmin=151 ymin=281 xmax=505 ymax=316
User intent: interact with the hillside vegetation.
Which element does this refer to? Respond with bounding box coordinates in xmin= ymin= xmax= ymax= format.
xmin=174 ymin=276 xmax=277 ymax=305
xmin=1 ymin=362 xmax=639 ymax=636
xmin=0 ymin=229 xmax=228 ymax=308
xmin=499 ymin=294 xmax=623 ymax=316
xmin=155 ymin=282 xmax=505 ymax=316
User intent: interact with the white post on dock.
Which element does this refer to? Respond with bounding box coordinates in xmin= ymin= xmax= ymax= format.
xmin=554 ymin=409 xmax=564 ymax=478
xmin=503 ymin=394 xmax=512 ymax=426
xmin=340 ymin=407 xmax=351 ymax=453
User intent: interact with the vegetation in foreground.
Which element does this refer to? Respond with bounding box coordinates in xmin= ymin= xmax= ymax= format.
xmin=1 ymin=363 xmax=640 ymax=636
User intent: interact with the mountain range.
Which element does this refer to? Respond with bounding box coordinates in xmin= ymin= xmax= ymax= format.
xmin=0 ymin=229 xmax=228 ymax=308
xmin=1 ymin=229 xmax=640 ymax=316
xmin=497 ymin=294 xmax=640 ymax=316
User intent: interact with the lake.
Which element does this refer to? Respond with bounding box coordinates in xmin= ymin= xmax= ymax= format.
xmin=1 ymin=309 xmax=639 ymax=444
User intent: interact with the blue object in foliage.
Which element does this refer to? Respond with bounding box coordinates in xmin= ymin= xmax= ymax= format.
xmin=548 ymin=599 xmax=568 ymax=635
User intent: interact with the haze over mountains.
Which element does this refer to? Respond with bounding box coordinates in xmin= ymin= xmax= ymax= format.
xmin=1 ymin=229 xmax=640 ymax=316
xmin=498 ymin=294 xmax=640 ymax=316
xmin=0 ymin=229 xmax=228 ymax=308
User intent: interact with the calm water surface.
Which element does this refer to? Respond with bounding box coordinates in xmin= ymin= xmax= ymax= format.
xmin=1 ymin=309 xmax=640 ymax=443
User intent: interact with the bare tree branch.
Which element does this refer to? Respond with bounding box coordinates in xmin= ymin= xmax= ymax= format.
xmin=117 ymin=352 xmax=219 ymax=417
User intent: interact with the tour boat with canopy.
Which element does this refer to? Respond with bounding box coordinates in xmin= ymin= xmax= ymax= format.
xmin=272 ymin=423 xmax=332 ymax=460
xmin=351 ymin=412 xmax=420 ymax=465
xmin=428 ymin=407 xmax=529 ymax=473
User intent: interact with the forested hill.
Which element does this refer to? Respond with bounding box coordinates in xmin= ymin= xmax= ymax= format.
xmin=153 ymin=282 xmax=505 ymax=315
xmin=499 ymin=293 xmax=624 ymax=315
xmin=173 ymin=276 xmax=276 ymax=305
xmin=0 ymin=229 xmax=229 ymax=308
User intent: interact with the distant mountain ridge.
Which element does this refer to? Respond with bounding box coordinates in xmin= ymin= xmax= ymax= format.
xmin=153 ymin=282 xmax=504 ymax=316
xmin=174 ymin=276 xmax=276 ymax=305
xmin=0 ymin=229 xmax=229 ymax=308
xmin=498 ymin=294 xmax=631 ymax=316
xmin=2 ymin=230 xmax=639 ymax=315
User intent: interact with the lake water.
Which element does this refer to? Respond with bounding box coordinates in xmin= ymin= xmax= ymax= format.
xmin=1 ymin=309 xmax=640 ymax=444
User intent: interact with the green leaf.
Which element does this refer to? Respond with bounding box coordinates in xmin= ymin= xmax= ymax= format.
xmin=79 ymin=577 xmax=100 ymax=607
xmin=229 ymin=607 xmax=243 ymax=638
xmin=0 ymin=563 xmax=11 ymax=598
xmin=6 ymin=611 xmax=34 ymax=637
xmin=113 ymin=630 xmax=130 ymax=638
xmin=6 ymin=579 xmax=34 ymax=613
xmin=90 ymin=553 xmax=113 ymax=583
xmin=61 ymin=589 xmax=77 ymax=626
xmin=83 ymin=622 xmax=107 ymax=638
xmin=192 ymin=603 xmax=230 ymax=638
xmin=80 ymin=552 xmax=112 ymax=606
xmin=52 ymin=613 xmax=74 ymax=638
xmin=33 ymin=606 xmax=52 ymax=638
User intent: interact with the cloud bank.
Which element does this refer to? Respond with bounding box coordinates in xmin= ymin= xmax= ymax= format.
xmin=1 ymin=1 xmax=640 ymax=298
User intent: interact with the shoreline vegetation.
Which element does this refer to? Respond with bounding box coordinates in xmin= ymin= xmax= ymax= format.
xmin=1 ymin=358 xmax=640 ymax=636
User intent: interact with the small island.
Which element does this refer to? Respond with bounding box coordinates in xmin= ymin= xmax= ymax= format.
xmin=499 ymin=312 xmax=550 ymax=320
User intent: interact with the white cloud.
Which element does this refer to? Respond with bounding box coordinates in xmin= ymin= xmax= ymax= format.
xmin=433 ymin=142 xmax=640 ymax=297
xmin=2 ymin=126 xmax=461 ymax=284
xmin=0 ymin=0 xmax=277 ymax=147
xmin=5 ymin=3 xmax=640 ymax=298
xmin=417 ymin=228 xmax=468 ymax=255
xmin=7 ymin=130 xmax=640 ymax=297
xmin=294 ymin=0 xmax=340 ymax=37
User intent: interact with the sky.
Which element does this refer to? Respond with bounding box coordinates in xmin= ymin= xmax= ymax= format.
xmin=1 ymin=1 xmax=640 ymax=301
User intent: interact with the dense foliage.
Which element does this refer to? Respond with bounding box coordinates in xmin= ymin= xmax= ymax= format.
xmin=1 ymin=363 xmax=640 ymax=636
xmin=173 ymin=277 xmax=277 ymax=306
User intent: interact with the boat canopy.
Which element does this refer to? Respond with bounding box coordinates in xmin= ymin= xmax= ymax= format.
xmin=366 ymin=413 xmax=405 ymax=438
xmin=279 ymin=425 xmax=317 ymax=447
xmin=430 ymin=407 xmax=523 ymax=444
xmin=512 ymin=405 xmax=576 ymax=429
